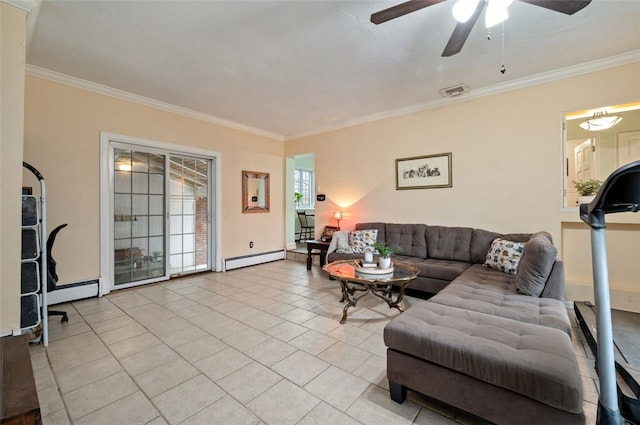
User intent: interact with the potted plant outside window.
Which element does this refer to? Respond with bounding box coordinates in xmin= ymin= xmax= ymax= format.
xmin=573 ymin=179 xmax=602 ymax=205
xmin=372 ymin=242 xmax=402 ymax=269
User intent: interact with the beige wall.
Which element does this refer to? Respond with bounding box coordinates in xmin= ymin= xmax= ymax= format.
xmin=285 ymin=62 xmax=640 ymax=312
xmin=1 ymin=3 xmax=27 ymax=335
xmin=24 ymin=76 xmax=285 ymax=286
xmin=13 ymin=27 xmax=640 ymax=316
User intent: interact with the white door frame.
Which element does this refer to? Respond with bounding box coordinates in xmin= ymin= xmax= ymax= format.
xmin=99 ymin=131 xmax=222 ymax=296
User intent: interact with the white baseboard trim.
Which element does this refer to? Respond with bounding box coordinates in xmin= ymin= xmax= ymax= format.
xmin=224 ymin=250 xmax=286 ymax=271
xmin=286 ymin=242 xmax=297 ymax=251
xmin=47 ymin=280 xmax=100 ymax=305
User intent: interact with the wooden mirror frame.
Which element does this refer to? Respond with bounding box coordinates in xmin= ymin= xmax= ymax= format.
xmin=242 ymin=170 xmax=270 ymax=213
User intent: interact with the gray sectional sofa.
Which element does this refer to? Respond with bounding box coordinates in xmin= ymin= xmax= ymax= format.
xmin=326 ymin=223 xmax=584 ymax=425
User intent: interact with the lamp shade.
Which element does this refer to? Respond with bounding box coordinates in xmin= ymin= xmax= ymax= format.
xmin=332 ymin=211 xmax=343 ymax=220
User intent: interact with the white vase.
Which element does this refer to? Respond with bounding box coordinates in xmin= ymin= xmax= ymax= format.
xmin=379 ymin=257 xmax=392 ymax=269
xmin=577 ymin=195 xmax=596 ymax=205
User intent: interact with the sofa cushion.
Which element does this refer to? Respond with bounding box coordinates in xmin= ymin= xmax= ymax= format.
xmin=501 ymin=233 xmax=534 ymax=243
xmin=470 ymin=228 xmax=501 ymax=264
xmin=409 ymin=258 xmax=470 ymax=282
xmin=484 ymin=238 xmax=524 ymax=275
xmin=516 ymin=232 xmax=558 ymax=297
xmin=348 ymin=229 xmax=378 ymax=253
xmin=426 ymin=226 xmax=472 ymax=262
xmin=431 ymin=265 xmax=571 ymax=335
xmin=385 ymin=223 xmax=427 ymax=258
xmin=384 ymin=302 xmax=583 ymax=414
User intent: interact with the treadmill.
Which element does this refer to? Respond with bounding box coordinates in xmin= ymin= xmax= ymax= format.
xmin=576 ymin=160 xmax=640 ymax=425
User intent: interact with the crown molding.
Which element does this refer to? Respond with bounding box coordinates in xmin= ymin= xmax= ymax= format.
xmin=25 ymin=49 xmax=640 ymax=143
xmin=25 ymin=65 xmax=285 ymax=141
xmin=285 ymin=50 xmax=640 ymax=141
xmin=2 ymin=0 xmax=41 ymax=56
xmin=2 ymin=0 xmax=39 ymax=13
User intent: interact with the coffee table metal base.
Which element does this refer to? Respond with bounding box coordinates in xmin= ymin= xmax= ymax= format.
xmin=337 ymin=279 xmax=407 ymax=324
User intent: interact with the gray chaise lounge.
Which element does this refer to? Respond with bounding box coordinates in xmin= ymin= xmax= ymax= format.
xmin=326 ymin=223 xmax=584 ymax=424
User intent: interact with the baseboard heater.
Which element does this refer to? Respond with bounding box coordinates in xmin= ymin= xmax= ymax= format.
xmin=47 ymin=279 xmax=100 ymax=305
xmin=224 ymin=250 xmax=286 ymax=271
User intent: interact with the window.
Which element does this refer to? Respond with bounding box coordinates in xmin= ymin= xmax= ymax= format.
xmin=294 ymin=169 xmax=314 ymax=209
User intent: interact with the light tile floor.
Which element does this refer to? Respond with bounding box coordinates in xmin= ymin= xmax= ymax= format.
xmin=30 ymin=259 xmax=599 ymax=425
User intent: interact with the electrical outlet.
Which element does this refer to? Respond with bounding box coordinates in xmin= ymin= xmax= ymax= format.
xmin=249 ymin=241 xmax=254 ymax=248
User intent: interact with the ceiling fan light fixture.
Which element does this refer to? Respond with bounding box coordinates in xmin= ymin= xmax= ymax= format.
xmin=492 ymin=0 xmax=513 ymax=9
xmin=579 ymin=111 xmax=623 ymax=131
xmin=485 ymin=3 xmax=509 ymax=28
xmin=484 ymin=0 xmax=513 ymax=28
xmin=452 ymin=0 xmax=480 ymax=23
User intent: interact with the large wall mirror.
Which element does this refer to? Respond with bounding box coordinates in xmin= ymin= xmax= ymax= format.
xmin=564 ymin=101 xmax=640 ymax=208
xmin=242 ymin=170 xmax=270 ymax=213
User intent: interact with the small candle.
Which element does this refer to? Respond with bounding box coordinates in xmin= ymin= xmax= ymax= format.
xmin=364 ymin=249 xmax=373 ymax=263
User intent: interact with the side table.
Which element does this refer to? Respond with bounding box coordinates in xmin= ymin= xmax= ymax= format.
xmin=305 ymin=240 xmax=330 ymax=270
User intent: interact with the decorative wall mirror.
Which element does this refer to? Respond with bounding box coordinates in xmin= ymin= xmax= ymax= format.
xmin=242 ymin=170 xmax=270 ymax=213
xmin=563 ymin=101 xmax=640 ymax=208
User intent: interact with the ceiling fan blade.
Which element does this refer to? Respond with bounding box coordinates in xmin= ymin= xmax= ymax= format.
xmin=518 ymin=0 xmax=591 ymax=15
xmin=371 ymin=0 xmax=446 ymax=24
xmin=441 ymin=0 xmax=484 ymax=57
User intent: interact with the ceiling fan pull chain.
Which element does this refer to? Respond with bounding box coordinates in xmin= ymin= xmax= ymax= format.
xmin=500 ymin=22 xmax=506 ymax=74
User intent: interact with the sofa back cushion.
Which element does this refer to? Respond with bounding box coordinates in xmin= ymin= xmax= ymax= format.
xmin=426 ymin=226 xmax=473 ymax=262
xmin=470 ymin=229 xmax=501 ymax=264
xmin=355 ymin=222 xmax=386 ymax=243
xmin=516 ymin=231 xmax=558 ymax=297
xmin=501 ymin=233 xmax=533 ymax=243
xmin=385 ymin=223 xmax=428 ymax=258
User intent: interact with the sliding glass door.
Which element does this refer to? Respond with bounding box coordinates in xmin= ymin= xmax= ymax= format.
xmin=107 ymin=139 xmax=214 ymax=290
xmin=113 ymin=148 xmax=167 ymax=286
xmin=169 ymin=155 xmax=210 ymax=276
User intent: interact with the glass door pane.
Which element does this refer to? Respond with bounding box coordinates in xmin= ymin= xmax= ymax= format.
xmin=169 ymin=156 xmax=210 ymax=276
xmin=113 ymin=149 xmax=166 ymax=286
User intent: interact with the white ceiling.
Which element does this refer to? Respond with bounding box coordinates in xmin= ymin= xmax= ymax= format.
xmin=24 ymin=0 xmax=640 ymax=140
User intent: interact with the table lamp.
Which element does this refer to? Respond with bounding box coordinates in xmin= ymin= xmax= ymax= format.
xmin=332 ymin=211 xmax=343 ymax=229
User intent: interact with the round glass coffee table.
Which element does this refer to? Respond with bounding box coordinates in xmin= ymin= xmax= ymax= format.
xmin=323 ymin=260 xmax=419 ymax=324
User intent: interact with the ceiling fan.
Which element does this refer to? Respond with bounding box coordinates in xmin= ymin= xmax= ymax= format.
xmin=370 ymin=0 xmax=592 ymax=57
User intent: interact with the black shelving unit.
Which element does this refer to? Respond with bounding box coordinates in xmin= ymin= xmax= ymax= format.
xmin=21 ymin=162 xmax=49 ymax=345
xmin=20 ymin=196 xmax=41 ymax=331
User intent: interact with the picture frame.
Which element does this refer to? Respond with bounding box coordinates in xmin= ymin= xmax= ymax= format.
xmin=321 ymin=225 xmax=339 ymax=242
xmin=395 ymin=152 xmax=452 ymax=190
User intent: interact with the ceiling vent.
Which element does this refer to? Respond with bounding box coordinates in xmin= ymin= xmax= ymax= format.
xmin=440 ymin=84 xmax=469 ymax=98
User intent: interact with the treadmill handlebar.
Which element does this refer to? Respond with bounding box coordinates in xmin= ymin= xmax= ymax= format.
xmin=580 ymin=160 xmax=640 ymax=230
xmin=23 ymin=161 xmax=44 ymax=181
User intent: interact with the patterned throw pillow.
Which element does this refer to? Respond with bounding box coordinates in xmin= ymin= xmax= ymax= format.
xmin=484 ymin=238 xmax=524 ymax=275
xmin=349 ymin=229 xmax=378 ymax=253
